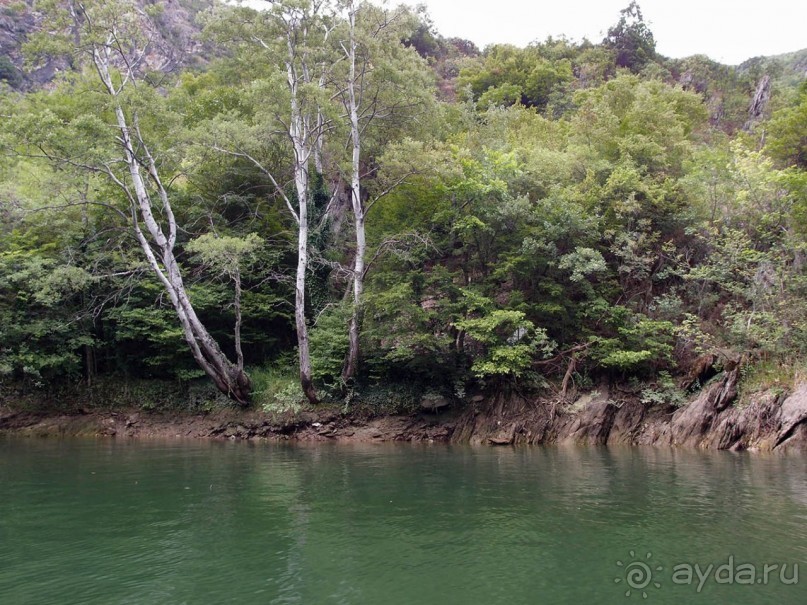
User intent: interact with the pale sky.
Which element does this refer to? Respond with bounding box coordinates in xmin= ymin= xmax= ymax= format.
xmin=401 ymin=0 xmax=807 ymax=65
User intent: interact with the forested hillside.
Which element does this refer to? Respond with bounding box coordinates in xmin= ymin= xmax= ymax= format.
xmin=1 ymin=0 xmax=805 ymax=411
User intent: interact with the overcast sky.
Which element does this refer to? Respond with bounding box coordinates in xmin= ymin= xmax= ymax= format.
xmin=400 ymin=0 xmax=806 ymax=65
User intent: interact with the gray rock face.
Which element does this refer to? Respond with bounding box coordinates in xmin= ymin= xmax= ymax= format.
xmin=451 ymin=376 xmax=807 ymax=452
xmin=608 ymin=400 xmax=647 ymax=445
xmin=0 ymin=0 xmax=210 ymax=91
xmin=666 ymin=368 xmax=740 ymax=447
xmin=564 ymin=387 xmax=616 ymax=445
xmin=776 ymin=383 xmax=807 ymax=448
xmin=745 ymin=74 xmax=772 ymax=129
xmin=420 ymin=394 xmax=450 ymax=412
xmin=488 ymin=423 xmax=516 ymax=445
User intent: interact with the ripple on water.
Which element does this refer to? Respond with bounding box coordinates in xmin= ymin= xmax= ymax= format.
xmin=0 ymin=440 xmax=805 ymax=605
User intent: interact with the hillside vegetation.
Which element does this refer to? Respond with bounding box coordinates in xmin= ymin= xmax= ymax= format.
xmin=1 ymin=0 xmax=805 ymax=411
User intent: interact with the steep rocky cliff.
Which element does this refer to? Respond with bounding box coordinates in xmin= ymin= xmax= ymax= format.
xmin=0 ymin=0 xmax=210 ymax=90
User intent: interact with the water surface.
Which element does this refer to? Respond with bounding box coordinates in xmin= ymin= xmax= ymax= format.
xmin=1 ymin=439 xmax=805 ymax=604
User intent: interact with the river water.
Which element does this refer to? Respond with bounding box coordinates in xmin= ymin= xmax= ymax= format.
xmin=1 ymin=439 xmax=805 ymax=604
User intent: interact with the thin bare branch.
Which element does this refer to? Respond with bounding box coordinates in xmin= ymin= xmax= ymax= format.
xmin=211 ymin=145 xmax=301 ymax=225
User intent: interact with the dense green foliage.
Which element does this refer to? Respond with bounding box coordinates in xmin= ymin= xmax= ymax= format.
xmin=1 ymin=1 xmax=805 ymax=406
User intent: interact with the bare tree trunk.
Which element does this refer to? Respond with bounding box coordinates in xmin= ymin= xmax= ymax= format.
xmin=313 ymin=108 xmax=325 ymax=174
xmin=212 ymin=5 xmax=323 ymax=404
xmin=93 ymin=44 xmax=251 ymax=403
xmin=293 ymin=153 xmax=318 ymax=403
xmin=342 ymin=2 xmax=364 ymax=382
xmin=342 ymin=213 xmax=364 ymax=382
xmin=234 ymin=269 xmax=244 ymax=372
xmin=84 ymin=344 xmax=94 ymax=387
xmin=287 ymin=32 xmax=319 ymax=404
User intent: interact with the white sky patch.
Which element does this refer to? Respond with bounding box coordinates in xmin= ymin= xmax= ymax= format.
xmin=393 ymin=0 xmax=806 ymax=65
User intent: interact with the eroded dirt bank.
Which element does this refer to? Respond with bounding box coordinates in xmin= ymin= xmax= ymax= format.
xmin=455 ymin=375 xmax=807 ymax=453
xmin=2 ymin=374 xmax=806 ymax=452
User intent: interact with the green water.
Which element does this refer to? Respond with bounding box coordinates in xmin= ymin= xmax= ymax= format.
xmin=0 ymin=439 xmax=805 ymax=605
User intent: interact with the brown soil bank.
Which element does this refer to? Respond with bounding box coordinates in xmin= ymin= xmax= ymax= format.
xmin=2 ymin=372 xmax=807 ymax=453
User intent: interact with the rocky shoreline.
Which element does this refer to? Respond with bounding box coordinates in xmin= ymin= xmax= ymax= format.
xmin=2 ymin=372 xmax=806 ymax=453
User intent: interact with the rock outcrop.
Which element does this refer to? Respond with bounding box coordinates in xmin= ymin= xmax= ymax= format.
xmin=3 ymin=375 xmax=807 ymax=453
xmin=451 ymin=373 xmax=807 ymax=453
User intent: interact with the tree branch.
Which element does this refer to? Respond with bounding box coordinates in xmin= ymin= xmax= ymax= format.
xmin=211 ymin=145 xmax=300 ymax=225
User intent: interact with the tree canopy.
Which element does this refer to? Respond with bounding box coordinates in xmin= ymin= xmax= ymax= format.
xmin=1 ymin=0 xmax=805 ymax=410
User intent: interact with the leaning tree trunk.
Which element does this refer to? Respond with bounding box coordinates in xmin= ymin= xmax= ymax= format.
xmin=94 ymin=44 xmax=251 ymax=404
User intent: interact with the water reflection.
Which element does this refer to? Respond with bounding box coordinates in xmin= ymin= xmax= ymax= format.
xmin=0 ymin=439 xmax=805 ymax=604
